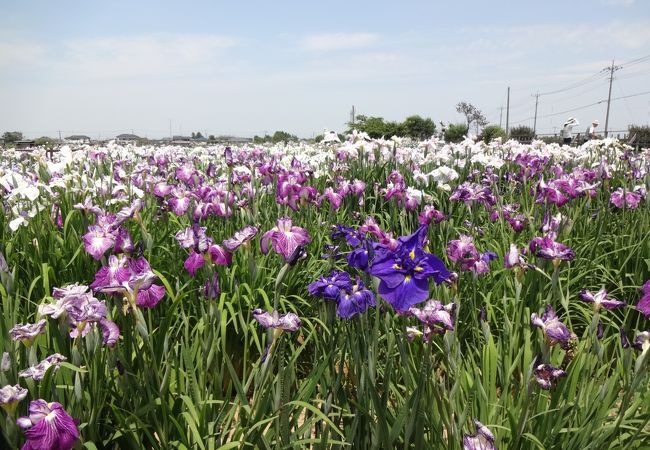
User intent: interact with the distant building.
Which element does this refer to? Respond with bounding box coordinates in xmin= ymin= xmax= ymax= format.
xmin=65 ymin=135 xmax=91 ymax=144
xmin=171 ymin=135 xmax=193 ymax=146
xmin=15 ymin=140 xmax=36 ymax=150
xmin=215 ymin=136 xmax=253 ymax=144
xmin=116 ymin=133 xmax=141 ymax=142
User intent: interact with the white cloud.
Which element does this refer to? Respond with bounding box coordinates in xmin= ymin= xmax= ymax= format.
xmin=300 ymin=32 xmax=379 ymax=51
xmin=59 ymin=33 xmax=238 ymax=79
xmin=0 ymin=40 xmax=46 ymax=68
xmin=602 ymin=0 xmax=635 ymax=6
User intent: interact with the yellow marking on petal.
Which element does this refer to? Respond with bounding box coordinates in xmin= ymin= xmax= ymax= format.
xmin=414 ymin=266 xmax=423 ymax=272
xmin=409 ymin=250 xmax=415 ymax=260
xmin=404 ymin=275 xmax=412 ymax=282
xmin=393 ymin=264 xmax=402 ymax=269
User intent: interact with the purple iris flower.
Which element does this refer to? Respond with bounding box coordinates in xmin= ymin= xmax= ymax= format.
xmin=98 ymin=318 xmax=120 ymax=347
xmin=260 ymin=218 xmax=311 ymax=262
xmin=17 ymin=400 xmax=79 ymax=450
xmin=175 ymin=224 xmax=210 ymax=253
xmin=620 ymin=327 xmax=631 ymax=349
xmin=530 ymin=236 xmax=575 ymax=263
xmin=82 ymin=224 xmax=116 ymax=260
xmin=531 ymin=305 xmax=573 ymax=348
xmin=183 ymin=251 xmax=205 ymax=277
xmin=92 ymin=256 xmax=165 ymax=309
xmin=370 ymin=225 xmax=450 ymax=312
xmin=409 ymin=299 xmax=456 ymax=337
xmin=633 ymin=331 xmax=650 ymax=352
xmin=252 ymin=309 xmax=301 ymax=332
xmin=636 ymin=280 xmax=650 ymax=318
xmin=114 ymin=227 xmax=134 ymax=254
xmin=610 ymin=188 xmax=643 ymax=209
xmin=331 ymin=224 xmax=362 ymax=247
xmin=418 ymin=205 xmax=445 ymax=225
xmin=203 ymin=273 xmax=221 ymax=300
xmin=534 ymin=364 xmax=567 ymax=390
xmin=504 ymin=243 xmax=526 ymax=270
xmin=308 ymin=271 xmax=353 ymax=300
xmin=463 ymin=420 xmax=496 ymax=450
xmin=578 ymin=289 xmax=626 ymax=311
xmin=336 ymin=278 xmax=376 ymax=319
xmin=347 ymin=241 xmax=373 ymax=271
xmin=223 ymin=225 xmax=258 ymax=252
xmin=0 ymin=384 xmax=28 ymax=414
xmin=18 ymin=354 xmax=67 ymax=381
xmin=9 ymin=320 xmax=47 ymax=345
xmin=208 ymin=244 xmax=232 ymax=266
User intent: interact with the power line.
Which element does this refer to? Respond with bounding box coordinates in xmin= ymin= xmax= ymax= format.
xmin=620 ymin=54 xmax=650 ymax=68
xmin=509 ymin=90 xmax=650 ymax=126
xmin=538 ymin=71 xmax=608 ymax=97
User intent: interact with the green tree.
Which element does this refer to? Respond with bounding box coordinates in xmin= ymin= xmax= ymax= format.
xmin=35 ymin=136 xmax=55 ymax=147
xmin=271 ymin=131 xmax=298 ymax=143
xmin=444 ymin=123 xmax=468 ymax=143
xmin=509 ymin=125 xmax=535 ymax=143
xmin=481 ymin=125 xmax=507 ymax=143
xmin=456 ymin=102 xmax=487 ymax=134
xmin=2 ymin=131 xmax=23 ymax=143
xmin=402 ymin=115 xmax=436 ymax=140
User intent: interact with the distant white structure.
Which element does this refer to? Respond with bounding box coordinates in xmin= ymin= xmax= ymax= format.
xmin=322 ymin=129 xmax=341 ymax=143
xmin=65 ymin=135 xmax=91 ymax=144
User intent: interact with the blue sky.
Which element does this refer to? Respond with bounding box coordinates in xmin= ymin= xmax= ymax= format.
xmin=1 ymin=0 xmax=649 ymax=139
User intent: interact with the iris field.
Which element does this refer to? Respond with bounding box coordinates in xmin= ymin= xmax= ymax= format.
xmin=0 ymin=134 xmax=649 ymax=449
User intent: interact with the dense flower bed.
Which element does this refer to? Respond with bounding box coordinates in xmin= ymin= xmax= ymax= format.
xmin=0 ymin=134 xmax=649 ymax=449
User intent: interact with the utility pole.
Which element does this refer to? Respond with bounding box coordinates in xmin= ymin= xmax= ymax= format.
xmin=603 ymin=60 xmax=622 ymax=138
xmin=499 ymin=107 xmax=504 ymax=128
xmin=532 ymin=92 xmax=540 ymax=135
xmin=350 ymin=105 xmax=356 ymax=127
xmin=506 ymin=87 xmax=510 ymax=134
xmin=58 ymin=130 xmax=62 ymax=143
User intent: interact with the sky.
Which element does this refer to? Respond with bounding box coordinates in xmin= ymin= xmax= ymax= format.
xmin=1 ymin=0 xmax=649 ymax=139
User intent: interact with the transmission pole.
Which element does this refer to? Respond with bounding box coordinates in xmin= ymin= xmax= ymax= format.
xmin=499 ymin=107 xmax=503 ymax=128
xmin=506 ymin=87 xmax=510 ymax=134
xmin=532 ymin=92 xmax=540 ymax=135
xmin=603 ymin=60 xmax=622 ymax=138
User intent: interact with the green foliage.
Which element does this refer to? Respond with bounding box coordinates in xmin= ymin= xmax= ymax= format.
xmin=350 ymin=114 xmax=436 ymax=139
xmin=402 ymin=115 xmax=436 ymax=140
xmin=0 ymin=141 xmax=649 ymax=448
xmin=481 ymin=125 xmax=507 ymax=143
xmin=253 ymin=131 xmax=299 ymax=144
xmin=628 ymin=124 xmax=650 ymax=147
xmin=2 ymin=131 xmax=23 ymax=143
xmin=34 ymin=136 xmax=55 ymax=147
xmin=510 ymin=125 xmax=535 ymax=142
xmin=444 ymin=123 xmax=469 ymax=142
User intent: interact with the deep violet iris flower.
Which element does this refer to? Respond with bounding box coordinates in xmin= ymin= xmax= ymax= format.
xmin=578 ymin=288 xmax=625 ymax=311
xmin=370 ymin=225 xmax=449 ymax=312
xmin=531 ymin=305 xmax=573 ymax=349
xmin=463 ymin=420 xmax=496 ymax=450
xmin=336 ymin=278 xmax=376 ymax=319
xmin=223 ymin=225 xmax=258 ymax=252
xmin=261 ymin=218 xmax=311 ymax=262
xmin=17 ymin=400 xmax=79 ymax=450
xmin=636 ymin=280 xmax=650 ymax=318
xmin=308 ymin=271 xmax=374 ymax=319
xmin=529 ymin=236 xmax=575 ymax=264
xmin=534 ymin=364 xmax=567 ymax=390
xmin=308 ymin=271 xmax=353 ymax=300
xmin=252 ymin=309 xmax=301 ymax=332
